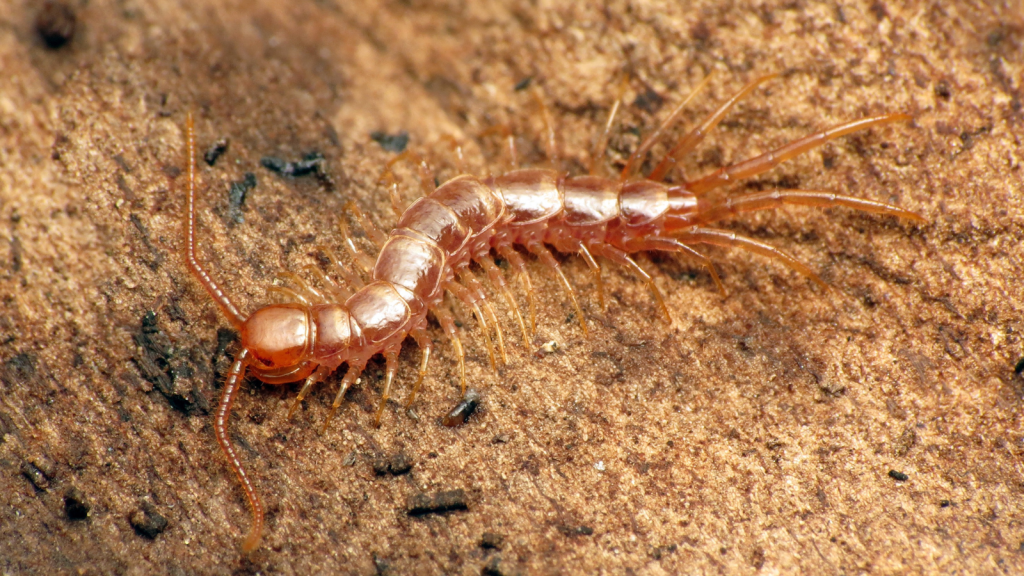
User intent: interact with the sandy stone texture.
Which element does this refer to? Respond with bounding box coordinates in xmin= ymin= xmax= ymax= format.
xmin=1 ymin=0 xmax=1022 ymax=574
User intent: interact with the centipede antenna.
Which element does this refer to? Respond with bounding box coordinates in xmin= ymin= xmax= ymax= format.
xmin=184 ymin=113 xmax=246 ymax=328
xmin=620 ymin=73 xmax=714 ymax=181
xmin=212 ymin=349 xmax=263 ymax=553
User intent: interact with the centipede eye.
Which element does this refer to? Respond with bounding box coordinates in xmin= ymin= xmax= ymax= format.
xmin=240 ymin=304 xmax=311 ymax=369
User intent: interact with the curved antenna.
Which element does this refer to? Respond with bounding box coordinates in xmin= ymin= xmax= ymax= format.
xmin=184 ymin=113 xmax=246 ymax=328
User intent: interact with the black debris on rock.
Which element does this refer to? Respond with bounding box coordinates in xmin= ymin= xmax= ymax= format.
xmin=130 ymin=503 xmax=169 ymax=539
xmin=36 ymin=1 xmax=76 ymax=49
xmin=372 ymin=452 xmax=414 ymax=476
xmin=888 ymin=469 xmax=909 ymax=482
xmin=442 ymin=389 xmax=481 ymax=427
xmin=407 ymin=489 xmax=468 ymax=516
xmin=370 ymin=131 xmax=409 ymax=154
xmin=227 ymin=172 xmax=256 ymax=225
xmin=64 ymin=487 xmax=90 ymax=520
xmin=203 ymin=138 xmax=229 ymax=166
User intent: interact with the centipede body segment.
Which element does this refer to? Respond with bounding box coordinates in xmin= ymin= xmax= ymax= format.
xmin=183 ymin=75 xmax=923 ymax=552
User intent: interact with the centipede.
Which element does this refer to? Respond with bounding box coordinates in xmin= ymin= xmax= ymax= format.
xmin=183 ymin=74 xmax=924 ymax=552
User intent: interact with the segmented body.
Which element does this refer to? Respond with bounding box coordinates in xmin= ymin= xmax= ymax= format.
xmin=183 ymin=76 xmax=923 ymax=552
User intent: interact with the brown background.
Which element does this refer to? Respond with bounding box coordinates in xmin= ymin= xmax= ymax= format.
xmin=1 ymin=0 xmax=1022 ymax=574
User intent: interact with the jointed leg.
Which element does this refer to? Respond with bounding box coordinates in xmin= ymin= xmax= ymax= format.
xmin=322 ymin=362 xmax=365 ymax=433
xmin=478 ymin=255 xmax=530 ymax=349
xmin=687 ymin=114 xmax=912 ymax=195
xmin=338 ymin=219 xmax=377 ymax=276
xmin=675 ymin=227 xmax=829 ymax=290
xmin=287 ymin=364 xmax=332 ymax=419
xmin=445 ymin=280 xmax=498 ymax=370
xmin=691 ymin=189 xmax=926 ymax=226
xmin=621 ymin=236 xmax=726 ymax=296
xmin=526 ymin=242 xmax=588 ymax=336
xmin=649 ymin=74 xmax=778 ymax=181
xmin=592 ymin=244 xmax=672 ymax=322
xmin=347 ymin=201 xmax=389 ymax=248
xmin=432 ymin=306 xmax=467 ymax=394
xmin=406 ymin=329 xmax=434 ymax=407
xmin=314 ymin=244 xmax=365 ymax=291
xmin=590 ymin=74 xmax=630 ymax=176
xmin=459 ymin=269 xmax=507 ymax=365
xmin=496 ymin=245 xmax=537 ymax=336
xmin=374 ymin=347 xmax=401 ymax=427
xmin=620 ymin=74 xmax=715 ymax=180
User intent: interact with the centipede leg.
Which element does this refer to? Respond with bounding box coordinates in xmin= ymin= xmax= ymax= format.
xmin=323 ymin=363 xmax=365 ymax=433
xmin=214 ymin=349 xmax=263 ymax=553
xmin=675 ymin=227 xmax=831 ymax=291
xmin=620 ymin=74 xmax=714 ymax=180
xmin=446 ymin=280 xmax=498 ymax=370
xmin=375 ymin=347 xmax=401 ymax=427
xmin=460 ymin=270 xmax=508 ymax=365
xmin=301 ymin=263 xmax=354 ymax=301
xmin=407 ymin=329 xmax=433 ymax=407
xmin=592 ymin=245 xmax=672 ymax=323
xmin=496 ymin=245 xmax=536 ymax=335
xmin=347 ymin=201 xmax=389 ymax=248
xmin=478 ymin=255 xmax=530 ymax=349
xmin=433 ymin=307 xmax=467 ymax=394
xmin=531 ymin=85 xmax=558 ymax=164
xmin=380 ymin=149 xmax=436 ymax=198
xmin=576 ymin=243 xmax=605 ymax=310
xmin=686 ymin=113 xmax=912 ymax=195
xmin=590 ymin=74 xmax=630 ymax=176
xmin=526 ymin=242 xmax=588 ymax=336
xmin=621 ymin=236 xmax=726 ymax=296
xmin=314 ymin=244 xmax=365 ymax=291
xmin=277 ymin=270 xmax=327 ymax=303
xmin=691 ymin=189 xmax=926 ymax=225
xmin=266 ymin=285 xmax=312 ymax=306
xmin=338 ymin=219 xmax=377 ymax=276
xmin=648 ymin=74 xmax=778 ymax=182
xmin=287 ymin=364 xmax=331 ymax=419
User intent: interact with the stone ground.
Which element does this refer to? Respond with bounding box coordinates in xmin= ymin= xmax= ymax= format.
xmin=1 ymin=0 xmax=1022 ymax=574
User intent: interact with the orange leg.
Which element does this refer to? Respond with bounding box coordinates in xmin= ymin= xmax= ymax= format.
xmin=322 ymin=362 xmax=365 ymax=433
xmin=692 ymin=189 xmax=926 ymax=225
xmin=590 ymin=75 xmax=630 ymax=176
xmin=591 ymin=244 xmax=672 ymax=322
xmin=674 ymin=227 xmax=829 ymax=290
xmin=287 ymin=364 xmax=331 ymax=419
xmin=496 ymin=245 xmax=537 ymax=336
xmin=445 ymin=280 xmax=498 ymax=370
xmin=620 ymin=236 xmax=726 ymax=296
xmin=525 ymin=242 xmax=588 ymax=336
xmin=406 ymin=329 xmax=434 ymax=407
xmin=478 ymin=255 xmax=530 ymax=350
xmin=620 ymin=74 xmax=714 ymax=180
xmin=432 ymin=306 xmax=467 ymax=394
xmin=374 ymin=346 xmax=401 ymax=427
xmin=686 ymin=114 xmax=912 ymax=195
xmin=648 ymin=74 xmax=777 ymax=182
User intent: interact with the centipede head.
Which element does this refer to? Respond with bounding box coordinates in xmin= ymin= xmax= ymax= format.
xmin=240 ymin=303 xmax=353 ymax=379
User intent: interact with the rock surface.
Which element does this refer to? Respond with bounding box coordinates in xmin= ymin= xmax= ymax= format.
xmin=0 ymin=0 xmax=1022 ymax=573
